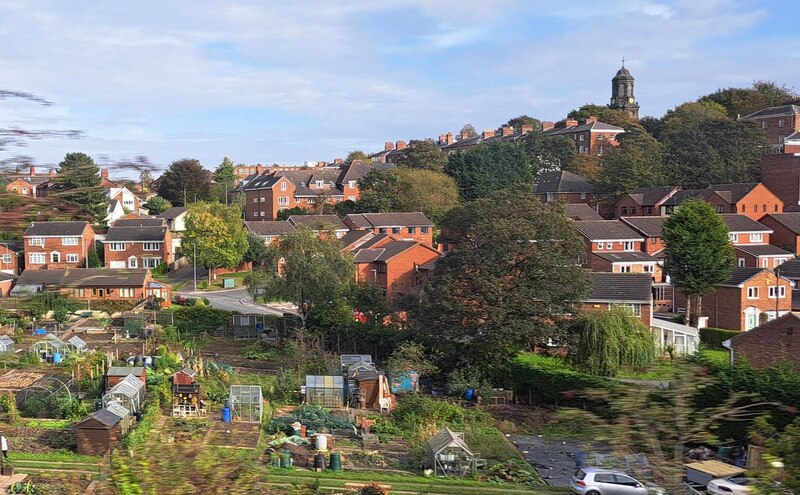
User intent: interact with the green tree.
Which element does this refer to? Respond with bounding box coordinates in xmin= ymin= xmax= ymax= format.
xmin=700 ymin=80 xmax=798 ymax=119
xmin=397 ymin=139 xmax=448 ymax=171
xmin=524 ymin=133 xmax=579 ymax=176
xmin=662 ymin=200 xmax=735 ymax=326
xmin=139 ymin=169 xmax=154 ymax=192
xmin=413 ymin=191 xmax=591 ymax=376
xmin=596 ymin=125 xmax=664 ymax=199
xmin=213 ymin=157 xmax=237 ymax=204
xmin=385 ymin=342 xmax=438 ymax=389
xmin=345 ymin=150 xmax=369 ymax=164
xmin=445 ymin=142 xmax=533 ymax=202
xmin=571 ymin=306 xmax=657 ymax=377
xmin=144 ymin=196 xmax=172 ymax=215
xmin=183 ymin=202 xmax=248 ymax=285
xmin=506 ymin=115 xmax=541 ymax=130
xmin=87 ymin=248 xmax=103 ymax=268
xmin=276 ymin=206 xmax=310 ymax=221
xmin=568 ymin=104 xmax=637 ymax=128
xmin=245 ymin=226 xmax=354 ymax=327
xmin=243 ymin=231 xmax=268 ymax=265
xmin=357 ymin=168 xmax=460 ymax=224
xmin=52 ymin=152 xmax=108 ymax=222
xmin=157 ymin=158 xmax=213 ymax=206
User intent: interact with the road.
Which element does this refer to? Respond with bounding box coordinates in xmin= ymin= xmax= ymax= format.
xmin=177 ymin=287 xmax=287 ymax=316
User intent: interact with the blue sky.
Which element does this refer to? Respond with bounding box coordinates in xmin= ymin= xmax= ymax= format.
xmin=1 ymin=0 xmax=797 ymax=174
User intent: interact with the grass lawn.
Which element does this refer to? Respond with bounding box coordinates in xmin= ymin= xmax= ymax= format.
xmin=464 ymin=426 xmax=522 ymax=465
xmin=616 ymin=359 xmax=677 ymax=380
xmin=194 ymin=271 xmax=251 ymax=291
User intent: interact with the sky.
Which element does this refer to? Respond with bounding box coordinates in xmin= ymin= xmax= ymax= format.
xmin=0 ymin=0 xmax=797 ymax=174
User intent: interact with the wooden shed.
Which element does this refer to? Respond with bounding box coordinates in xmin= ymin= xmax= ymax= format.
xmin=172 ymin=367 xmax=205 ymax=417
xmin=347 ymin=368 xmax=392 ymax=410
xmin=76 ymin=409 xmax=123 ymax=455
xmin=105 ymin=366 xmax=146 ymax=390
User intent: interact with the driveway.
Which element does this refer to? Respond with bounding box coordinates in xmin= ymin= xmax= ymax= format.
xmin=178 ymin=288 xmax=288 ymax=316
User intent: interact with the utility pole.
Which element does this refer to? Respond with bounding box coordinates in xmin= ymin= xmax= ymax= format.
xmin=193 ymin=243 xmax=197 ymax=292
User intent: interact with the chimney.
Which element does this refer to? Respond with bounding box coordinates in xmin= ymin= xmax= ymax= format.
xmin=460 ymin=131 xmax=470 ymax=140
xmin=565 ymin=119 xmax=579 ymax=128
xmin=446 ymin=132 xmax=454 ymax=145
xmin=101 ymin=168 xmax=109 ymax=179
xmin=438 ymin=134 xmax=447 ymax=145
xmin=334 ymin=158 xmax=344 ymax=164
xmin=542 ymin=121 xmax=555 ymax=131
xmin=521 ymin=124 xmax=534 ymax=133
xmin=385 ymin=141 xmax=395 ymax=151
xmin=395 ymin=140 xmax=407 ymax=150
xmin=482 ymin=129 xmax=495 ymax=139
xmin=586 ymin=115 xmax=598 ymax=123
xmin=501 ymin=125 xmax=514 ymax=137
xmin=29 ymin=166 xmax=36 ymax=176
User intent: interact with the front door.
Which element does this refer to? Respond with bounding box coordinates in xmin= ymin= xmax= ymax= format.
xmin=744 ymin=308 xmax=759 ymax=331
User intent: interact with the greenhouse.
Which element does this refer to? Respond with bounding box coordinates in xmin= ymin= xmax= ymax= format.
xmin=229 ymin=385 xmax=263 ymax=423
xmin=102 ymin=374 xmax=145 ymax=414
xmin=104 ymin=401 xmax=133 ymax=434
xmin=31 ymin=334 xmax=70 ymax=362
xmin=425 ymin=428 xmax=477 ymax=477
xmin=67 ymin=335 xmax=88 ymax=353
xmin=305 ymin=375 xmax=344 ymax=408
xmin=0 ymin=335 xmax=14 ymax=354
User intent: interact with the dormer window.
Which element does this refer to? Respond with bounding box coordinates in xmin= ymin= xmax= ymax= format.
xmin=316 ymin=180 xmax=324 ymax=188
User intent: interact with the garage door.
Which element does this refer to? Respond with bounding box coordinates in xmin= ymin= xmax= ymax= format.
xmin=109 ymin=261 xmax=125 ymax=269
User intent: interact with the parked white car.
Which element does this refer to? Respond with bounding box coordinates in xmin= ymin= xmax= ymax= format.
xmin=571 ymin=467 xmax=649 ymax=495
xmin=707 ymin=476 xmax=756 ymax=495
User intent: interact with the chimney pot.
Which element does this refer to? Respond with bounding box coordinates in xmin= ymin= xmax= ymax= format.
xmin=29 ymin=166 xmax=36 ymax=176
xmin=460 ymin=131 xmax=470 ymax=140
xmin=502 ymin=125 xmax=513 ymax=136
xmin=101 ymin=168 xmax=109 ymax=179
xmin=521 ymin=124 xmax=534 ymax=133
xmin=565 ymin=119 xmax=579 ymax=128
xmin=395 ymin=140 xmax=407 ymax=150
xmin=385 ymin=141 xmax=395 ymax=151
xmin=542 ymin=121 xmax=555 ymax=131
xmin=334 ymin=158 xmax=344 ymax=164
xmin=482 ymin=129 xmax=495 ymax=139
xmin=446 ymin=132 xmax=454 ymax=145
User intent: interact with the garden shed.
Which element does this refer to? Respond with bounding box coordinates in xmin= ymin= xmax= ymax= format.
xmin=340 ymin=354 xmax=372 ymax=370
xmin=231 ymin=314 xmax=265 ymax=338
xmin=105 ymin=366 xmax=146 ymax=390
xmin=31 ymin=334 xmax=70 ymax=362
xmin=0 ymin=335 xmax=14 ymax=354
xmin=76 ymin=408 xmax=124 ymax=455
xmin=425 ymin=428 xmax=477 ymax=477
xmin=229 ymin=385 xmax=263 ymax=422
xmin=172 ymin=367 xmax=205 ymax=417
xmin=102 ymin=374 xmax=145 ymax=414
xmin=67 ymin=335 xmax=88 ymax=353
xmin=347 ymin=368 xmax=392 ymax=410
xmin=105 ymin=401 xmax=133 ymax=434
xmin=305 ymin=375 xmax=344 ymax=408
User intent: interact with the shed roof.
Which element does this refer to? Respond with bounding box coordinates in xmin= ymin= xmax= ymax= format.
xmin=108 ymin=374 xmax=144 ymax=398
xmin=107 ymin=366 xmax=144 ymax=377
xmin=76 ymin=409 xmax=121 ymax=429
xmin=586 ymin=272 xmax=652 ymax=303
xmin=427 ymin=428 xmax=473 ymax=456
xmin=104 ymin=401 xmax=131 ymax=420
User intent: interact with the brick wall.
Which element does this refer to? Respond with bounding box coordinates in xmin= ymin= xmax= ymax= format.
xmin=759 ymin=215 xmax=800 ymax=254
xmin=104 ymin=231 xmax=173 ymax=269
xmin=0 ymin=245 xmax=21 ymax=275
xmin=384 ymin=244 xmax=441 ymax=298
xmin=24 ymin=227 xmax=95 ymax=270
xmin=761 ymin=154 xmax=800 ymax=207
xmin=750 ymin=115 xmax=800 ymax=146
xmin=730 ymin=315 xmax=800 ymax=370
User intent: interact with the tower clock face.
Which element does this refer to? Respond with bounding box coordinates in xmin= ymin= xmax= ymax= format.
xmin=628 ymin=97 xmax=634 ymax=103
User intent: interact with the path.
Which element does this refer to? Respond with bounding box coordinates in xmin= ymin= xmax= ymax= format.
xmin=178 ymin=287 xmax=289 ymax=316
xmin=0 ymin=473 xmax=27 ymax=490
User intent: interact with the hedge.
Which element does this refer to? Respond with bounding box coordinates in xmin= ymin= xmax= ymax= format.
xmin=699 ymin=327 xmax=741 ymax=349
xmin=510 ymin=354 xmax=611 ymax=404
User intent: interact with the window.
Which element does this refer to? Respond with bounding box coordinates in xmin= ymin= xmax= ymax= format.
xmin=619 ymin=265 xmax=631 ymax=273
xmin=143 ymin=243 xmax=160 ymax=251
xmin=66 ymin=254 xmax=79 ymax=263
xmin=62 ymin=237 xmax=79 ymax=246
xmin=408 ymin=227 xmax=416 ymax=234
xmin=741 ymin=204 xmax=746 ymax=213
xmin=750 ymin=233 xmax=763 ymax=243
xmin=779 ymin=119 xmax=786 ymax=128
xmin=643 ymin=264 xmax=654 ymax=273
xmin=761 ymin=258 xmax=769 ymax=268
xmin=128 ymin=257 xmax=138 ymax=269
xmin=716 ymin=205 xmax=724 ymax=213
xmin=253 ymin=197 xmax=258 ymax=203
xmin=643 ymin=206 xmax=653 ymax=214
xmin=762 ymin=204 xmax=766 ymax=212
xmin=377 ymin=264 xmax=386 ymax=273
xmin=143 ymin=258 xmax=161 ymax=268
xmin=775 ymin=204 xmax=779 ymax=212
xmin=579 ymin=146 xmax=586 ymax=153
xmin=421 ymin=227 xmax=429 ymax=234
xmin=623 ymin=241 xmax=634 ymax=251
xmin=747 ymin=287 xmax=759 ymax=299
xmin=277 ymin=196 xmax=289 ymax=206
xmin=29 ymin=253 xmax=45 ymax=265
xmin=50 ymin=252 xmax=60 ymax=263
xmin=579 ymin=134 xmax=585 ymax=141
xmin=597 ymin=147 xmax=603 ymax=156
xmin=21 ymin=187 xmax=27 ymax=195
xmin=280 ymin=181 xmax=287 ymax=191
xmin=597 ymin=134 xmax=604 ymax=141
xmin=630 ymin=207 xmax=637 ymax=215
xmin=307 ymin=198 xmax=315 ymax=204
xmin=762 ymin=121 xmax=768 ymax=129
xmin=69 ymin=288 xmax=85 ymax=297
xmin=109 ymin=243 xmax=126 ymax=251
xmin=769 ymin=286 xmax=786 ymax=298
xmin=729 ymin=233 xmax=739 ymax=243
xmin=260 ymin=211 xmax=265 ymax=217
xmin=28 ymin=237 xmax=44 ymax=246
xmin=379 ymin=228 xmax=387 ymax=234
xmin=614 ymin=475 xmax=639 ymax=487
xmin=621 ymin=207 xmax=628 ymax=215
xmin=316 ymin=180 xmax=324 ymax=188
xmin=264 ymin=236 xmax=274 ymax=244
xmin=754 ymin=204 xmax=759 ymax=213
xmin=738 ymin=258 xmax=746 ymax=267
xmin=651 ymin=237 xmax=658 ymax=244
xmin=597 ymin=242 xmax=604 ymax=250
xmin=581 ymin=192 xmax=587 ymax=199
xmin=260 ymin=197 xmax=265 ymax=202
xmin=392 ymin=228 xmax=400 ymax=234
xmin=606 ymin=242 xmax=613 ymax=249
xmin=595 ymin=474 xmax=615 ymax=483
xmin=119 ymin=288 xmax=135 ymax=298
xmin=348 ymin=180 xmax=356 ymax=188
xmin=0 ymin=254 xmax=10 ymax=264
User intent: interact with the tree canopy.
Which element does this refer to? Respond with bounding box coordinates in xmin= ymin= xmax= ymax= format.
xmin=506 ymin=115 xmax=541 ymax=131
xmin=596 ymin=124 xmax=663 ymax=199
xmin=213 ymin=157 xmax=237 ymax=203
xmin=397 ymin=139 xmax=448 ymax=171
xmin=52 ymin=152 xmax=108 ymax=222
xmin=183 ymin=202 xmax=249 ymax=284
xmin=356 ymin=168 xmax=460 ymax=224
xmin=523 ymin=133 xmax=579 ymax=176
xmin=445 ymin=142 xmax=533 ymax=202
xmin=662 ymin=199 xmax=735 ymax=325
xmin=157 ymin=158 xmax=213 ymax=206
xmin=459 ymin=124 xmax=477 ymax=138
xmin=245 ymin=226 xmax=354 ymax=326
xmin=345 ymin=150 xmax=369 ymax=164
xmin=699 ymin=80 xmax=798 ymax=119
xmin=412 ymin=191 xmax=591 ymax=375
xmin=144 ymin=196 xmax=172 ymax=215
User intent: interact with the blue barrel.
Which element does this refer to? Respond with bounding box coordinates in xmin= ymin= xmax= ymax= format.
xmin=464 ymin=388 xmax=475 ymax=401
xmin=53 ymin=352 xmax=62 ymax=364
xmin=221 ymin=406 xmax=231 ymax=423
xmin=575 ymin=451 xmax=588 ymax=468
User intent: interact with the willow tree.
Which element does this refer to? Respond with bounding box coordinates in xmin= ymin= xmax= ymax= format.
xmin=573 ymin=306 xmax=657 ymax=377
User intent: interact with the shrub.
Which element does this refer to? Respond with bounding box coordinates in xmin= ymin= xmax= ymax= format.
xmin=510 ymin=353 xmax=611 ymax=404
xmin=699 ymin=327 xmax=741 ymax=349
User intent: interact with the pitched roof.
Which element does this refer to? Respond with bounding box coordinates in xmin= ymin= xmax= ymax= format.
xmin=563 ymin=204 xmax=603 ymax=221
xmin=719 ymin=214 xmax=771 ymax=233
xmin=107 ymin=366 xmax=144 ymax=376
xmin=719 ymin=267 xmax=768 ymax=287
xmin=352 ymin=240 xmax=431 ymax=263
xmin=112 ymin=218 xmax=165 ymax=228
xmin=0 ymin=273 xmax=15 ymax=283
xmin=540 ymin=120 xmax=625 ymax=137
xmin=345 ymin=212 xmax=433 ymax=228
xmin=288 ymin=215 xmax=348 ymax=231
xmin=339 ymin=230 xmax=374 ymax=249
xmin=77 ymin=409 xmax=122 ymax=429
xmin=104 ymin=226 xmax=168 ymax=242
xmin=154 ymin=206 xmax=188 ymax=220
xmin=776 ymin=259 xmax=800 ymax=279
xmin=764 ymin=213 xmax=800 ymax=234
xmin=0 ymin=240 xmax=24 ymax=253
xmin=741 ymin=104 xmax=800 ymax=120
xmin=241 ymin=174 xmax=284 ymax=190
xmin=24 ymin=221 xmax=89 ymax=237
xmin=627 ymin=186 xmax=678 ymax=205
xmin=707 ymin=183 xmax=760 ymax=203
xmin=734 ymin=244 xmax=792 ymax=257
xmin=573 ymin=220 xmax=643 ymax=241
xmin=337 ymin=160 xmax=376 ymax=184
xmin=15 ymin=268 xmax=151 ymax=288
xmin=427 ymin=428 xmax=473 ymax=456
xmin=661 ymin=189 xmax=710 ymax=206
xmin=245 ymin=221 xmax=296 ymax=237
xmin=586 ymin=272 xmax=652 ymax=303
xmin=535 ymin=171 xmax=596 ymax=194
xmin=620 ymin=216 xmax=666 ymax=237
xmin=593 ymin=251 xmax=659 ymax=263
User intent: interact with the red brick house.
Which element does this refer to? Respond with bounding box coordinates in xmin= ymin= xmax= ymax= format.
xmin=103 ymin=224 xmax=173 ymax=270
xmin=673 ymin=268 xmax=791 ymax=331
xmin=12 ymin=268 xmax=171 ymax=305
xmin=535 ymin=171 xmax=598 ymax=205
xmin=657 ymin=184 xmax=783 ymax=221
xmin=0 ymin=240 xmax=24 ymax=275
xmin=727 ymin=313 xmax=800 ymax=370
xmin=245 ymin=221 xmax=296 ymax=246
xmin=234 ymin=163 xmax=266 ymax=182
xmin=719 ymin=214 xmax=793 ymax=269
xmin=4 ymin=166 xmax=55 ymax=197
xmin=23 ymin=221 xmax=96 ymax=270
xmin=539 ymin=117 xmax=624 ymax=157
xmin=349 ymin=234 xmax=441 ymax=298
xmin=759 ymin=212 xmax=800 ymax=255
xmin=619 ymin=216 xmax=667 ymax=256
xmin=761 ymin=154 xmax=800 ymax=209
xmin=343 ymin=212 xmax=434 ymax=246
xmin=0 ymin=273 xmax=14 ymax=297
xmin=581 ymin=272 xmax=653 ymax=327
xmin=615 ymin=186 xmax=679 ymax=218
xmin=740 ymin=104 xmax=800 ymax=153
xmin=573 ymin=220 xmax=660 ymax=280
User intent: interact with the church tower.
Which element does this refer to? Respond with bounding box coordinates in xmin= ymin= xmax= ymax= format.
xmin=609 ymin=60 xmax=639 ymax=120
